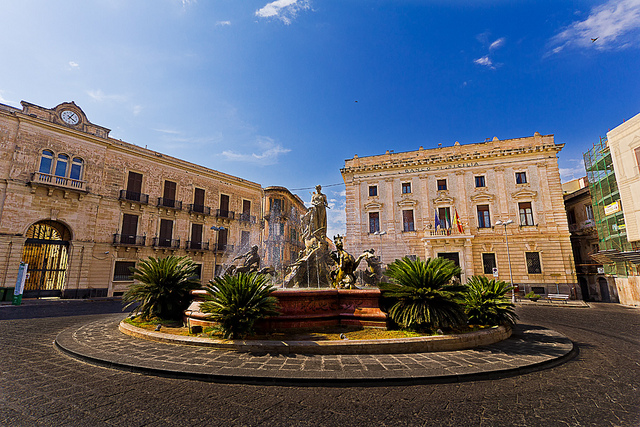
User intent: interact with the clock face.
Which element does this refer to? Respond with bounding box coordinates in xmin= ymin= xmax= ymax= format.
xmin=61 ymin=110 xmax=79 ymax=125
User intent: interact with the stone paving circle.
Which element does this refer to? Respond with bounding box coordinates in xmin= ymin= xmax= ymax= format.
xmin=55 ymin=313 xmax=576 ymax=385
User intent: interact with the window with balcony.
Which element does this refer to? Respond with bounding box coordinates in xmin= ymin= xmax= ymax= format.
xmin=477 ymin=205 xmax=491 ymax=228
xmin=189 ymin=188 xmax=209 ymax=214
xmin=437 ymin=179 xmax=447 ymax=191
xmin=239 ymin=199 xmax=254 ymax=222
xmin=159 ymin=180 xmax=180 ymax=209
xmin=39 ymin=150 xmax=54 ymax=174
xmin=217 ymin=227 xmax=228 ymax=251
xmin=475 ymin=176 xmax=486 ymax=188
xmin=54 ymin=154 xmax=69 ymax=177
xmin=402 ymin=182 xmax=412 ymax=194
xmin=157 ymin=219 xmax=174 ymax=247
xmin=369 ymin=212 xmax=380 ymax=233
xmin=519 ymin=202 xmax=534 ymax=225
xmin=122 ymin=171 xmax=147 ymax=203
xmin=526 ymin=252 xmax=542 ymax=274
xmin=189 ymin=223 xmax=203 ymax=250
xmin=35 ymin=150 xmax=85 ymax=190
xmin=369 ymin=185 xmax=377 ymax=197
xmin=402 ymin=210 xmax=415 ymax=232
xmin=516 ymin=172 xmax=527 ymax=184
xmin=115 ymin=214 xmax=144 ymax=245
xmin=438 ymin=207 xmax=451 ymax=228
xmin=482 ymin=253 xmax=496 ymax=274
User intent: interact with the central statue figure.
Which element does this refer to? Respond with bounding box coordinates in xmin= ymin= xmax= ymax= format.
xmin=309 ymin=184 xmax=328 ymax=240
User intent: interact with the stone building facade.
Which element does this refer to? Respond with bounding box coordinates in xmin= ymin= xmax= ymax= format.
xmin=341 ymin=133 xmax=578 ymax=296
xmin=262 ymin=186 xmax=306 ymax=277
xmin=0 ymin=101 xmax=263 ymax=298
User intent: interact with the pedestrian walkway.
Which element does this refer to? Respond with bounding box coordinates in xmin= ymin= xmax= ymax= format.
xmin=55 ymin=313 xmax=575 ymax=385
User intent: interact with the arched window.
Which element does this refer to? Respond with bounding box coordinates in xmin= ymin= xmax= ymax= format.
xmin=70 ymin=157 xmax=83 ymax=181
xmin=54 ymin=154 xmax=69 ymax=177
xmin=39 ymin=150 xmax=54 ymax=174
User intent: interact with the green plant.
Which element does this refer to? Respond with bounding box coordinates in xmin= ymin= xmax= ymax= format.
xmin=464 ymin=276 xmax=519 ymax=327
xmin=524 ymin=291 xmax=541 ymax=299
xmin=122 ymin=255 xmax=201 ymax=321
xmin=378 ymin=257 xmax=467 ymax=332
xmin=200 ymin=272 xmax=279 ymax=339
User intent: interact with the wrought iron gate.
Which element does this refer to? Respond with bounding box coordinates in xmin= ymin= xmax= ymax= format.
xmin=21 ymin=240 xmax=69 ymax=297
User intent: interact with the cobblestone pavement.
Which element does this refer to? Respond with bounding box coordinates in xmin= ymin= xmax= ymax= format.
xmin=1 ymin=300 xmax=639 ymax=426
xmin=55 ymin=315 xmax=573 ymax=383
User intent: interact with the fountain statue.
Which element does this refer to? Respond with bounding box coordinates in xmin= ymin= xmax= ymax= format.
xmin=330 ymin=234 xmax=369 ymax=289
xmin=223 ymin=245 xmax=275 ymax=277
xmin=360 ymin=248 xmax=384 ymax=286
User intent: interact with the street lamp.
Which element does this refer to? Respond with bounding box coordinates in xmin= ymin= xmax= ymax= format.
xmin=373 ymin=230 xmax=386 ymax=264
xmin=495 ymin=219 xmax=516 ymax=303
xmin=210 ymin=226 xmax=225 ymax=277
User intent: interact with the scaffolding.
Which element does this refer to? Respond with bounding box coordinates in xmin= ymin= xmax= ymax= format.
xmin=584 ymin=136 xmax=633 ymax=277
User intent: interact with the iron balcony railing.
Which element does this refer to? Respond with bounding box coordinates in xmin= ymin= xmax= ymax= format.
xmin=113 ymin=234 xmax=146 ymax=246
xmin=213 ymin=243 xmax=234 ymax=252
xmin=238 ymin=213 xmax=256 ymax=223
xmin=119 ymin=189 xmax=149 ymax=204
xmin=187 ymin=204 xmax=211 ymax=215
xmin=216 ymin=209 xmax=235 ymax=220
xmin=152 ymin=237 xmax=181 ymax=249
xmin=31 ymin=172 xmax=87 ymax=192
xmin=157 ymin=197 xmax=182 ymax=210
xmin=186 ymin=240 xmax=209 ymax=251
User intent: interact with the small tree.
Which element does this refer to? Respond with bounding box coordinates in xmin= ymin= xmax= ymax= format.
xmin=464 ymin=276 xmax=518 ymax=327
xmin=379 ymin=257 xmax=467 ymax=332
xmin=122 ymin=255 xmax=200 ymax=321
xmin=200 ymin=272 xmax=279 ymax=339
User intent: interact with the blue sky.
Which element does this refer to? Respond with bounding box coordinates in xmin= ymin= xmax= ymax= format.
xmin=2 ymin=0 xmax=639 ymax=237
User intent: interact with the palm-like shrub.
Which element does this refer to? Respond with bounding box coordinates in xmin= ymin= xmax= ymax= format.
xmin=200 ymin=272 xmax=279 ymax=339
xmin=464 ymin=276 xmax=518 ymax=326
xmin=379 ymin=257 xmax=467 ymax=332
xmin=122 ymin=256 xmax=200 ymax=321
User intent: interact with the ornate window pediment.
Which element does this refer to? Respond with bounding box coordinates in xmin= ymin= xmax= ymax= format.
xmin=433 ymin=191 xmax=454 ymax=205
xmin=397 ymin=198 xmax=418 ymax=208
xmin=511 ymin=189 xmax=538 ymax=200
xmin=364 ymin=201 xmax=383 ymax=210
xmin=470 ymin=192 xmax=494 ymax=203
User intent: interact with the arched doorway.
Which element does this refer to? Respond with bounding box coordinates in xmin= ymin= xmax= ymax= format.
xmin=21 ymin=221 xmax=71 ymax=298
xmin=598 ymin=277 xmax=611 ymax=302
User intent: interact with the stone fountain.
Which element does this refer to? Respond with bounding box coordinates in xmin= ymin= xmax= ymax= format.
xmin=185 ymin=184 xmax=387 ymax=331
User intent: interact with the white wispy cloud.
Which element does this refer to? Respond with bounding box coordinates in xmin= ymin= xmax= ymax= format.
xmin=221 ymin=136 xmax=291 ymax=165
xmin=216 ymin=21 xmax=231 ymax=26
xmin=327 ymin=189 xmax=346 ymax=238
xmin=132 ymin=105 xmax=142 ymax=116
xmin=559 ymin=158 xmax=586 ymax=182
xmin=86 ymin=89 xmax=127 ymax=103
xmin=255 ymin=0 xmax=311 ymax=25
xmin=474 ymin=56 xmax=495 ymax=69
xmin=0 ymin=90 xmax=14 ymax=105
xmin=549 ymin=0 xmax=640 ymax=54
xmin=489 ymin=37 xmax=505 ymax=50
xmin=68 ymin=61 xmax=79 ymax=68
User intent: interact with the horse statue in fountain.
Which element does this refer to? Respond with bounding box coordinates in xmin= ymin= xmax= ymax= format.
xmin=330 ymin=234 xmax=369 ymax=289
xmin=223 ymin=245 xmax=275 ymax=277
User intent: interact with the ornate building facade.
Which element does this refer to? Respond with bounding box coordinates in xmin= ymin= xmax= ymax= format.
xmin=0 ymin=101 xmax=263 ymax=298
xmin=341 ymin=133 xmax=578 ymax=296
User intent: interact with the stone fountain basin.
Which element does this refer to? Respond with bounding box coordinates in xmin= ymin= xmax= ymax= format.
xmin=185 ymin=288 xmax=388 ymax=331
xmin=120 ymin=321 xmax=511 ymax=355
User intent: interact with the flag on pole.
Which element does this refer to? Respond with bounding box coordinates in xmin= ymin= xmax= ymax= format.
xmin=453 ymin=209 xmax=464 ymax=233
xmin=434 ymin=209 xmax=441 ymax=231
xmin=444 ymin=209 xmax=451 ymax=229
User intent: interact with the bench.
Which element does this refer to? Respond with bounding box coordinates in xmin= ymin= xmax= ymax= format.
xmin=547 ymin=293 xmax=570 ymax=303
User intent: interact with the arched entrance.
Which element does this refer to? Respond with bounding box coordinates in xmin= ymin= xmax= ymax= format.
xmin=598 ymin=277 xmax=611 ymax=302
xmin=21 ymin=221 xmax=71 ymax=298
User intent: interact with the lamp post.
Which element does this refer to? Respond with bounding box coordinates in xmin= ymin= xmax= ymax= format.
xmin=373 ymin=230 xmax=386 ymax=264
xmin=210 ymin=226 xmax=225 ymax=278
xmin=495 ymin=219 xmax=516 ymax=303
